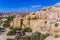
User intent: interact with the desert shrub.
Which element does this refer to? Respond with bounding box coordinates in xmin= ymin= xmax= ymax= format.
xmin=54 ymin=34 xmax=60 ymax=38
xmin=23 ymin=27 xmax=32 ymax=32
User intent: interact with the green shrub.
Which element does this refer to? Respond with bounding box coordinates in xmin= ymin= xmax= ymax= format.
xmin=3 ymin=21 xmax=10 ymax=28
xmin=31 ymin=32 xmax=41 ymax=40
xmin=9 ymin=27 xmax=14 ymax=30
xmin=54 ymin=34 xmax=60 ymax=38
xmin=7 ymin=29 xmax=16 ymax=36
xmin=15 ymin=36 xmax=21 ymax=40
xmin=55 ymin=23 xmax=59 ymax=27
xmin=23 ymin=27 xmax=32 ymax=32
xmin=40 ymin=33 xmax=50 ymax=40
xmin=15 ymin=36 xmax=30 ymax=40
xmin=6 ymin=38 xmax=12 ymax=40
xmin=14 ymin=32 xmax=49 ymax=40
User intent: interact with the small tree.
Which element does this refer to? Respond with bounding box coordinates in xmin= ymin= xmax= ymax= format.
xmin=55 ymin=23 xmax=59 ymax=27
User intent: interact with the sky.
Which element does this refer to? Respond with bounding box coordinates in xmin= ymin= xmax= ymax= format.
xmin=0 ymin=0 xmax=60 ymax=13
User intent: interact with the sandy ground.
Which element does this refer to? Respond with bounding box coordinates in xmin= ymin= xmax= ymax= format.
xmin=0 ymin=28 xmax=15 ymax=40
xmin=45 ymin=36 xmax=60 ymax=40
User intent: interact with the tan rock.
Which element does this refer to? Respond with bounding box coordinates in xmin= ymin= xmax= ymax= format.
xmin=12 ymin=16 xmax=22 ymax=28
xmin=23 ymin=20 xmax=30 ymax=28
xmin=30 ymin=15 xmax=36 ymax=20
xmin=24 ymin=15 xmax=30 ymax=20
xmin=40 ymin=10 xmax=47 ymax=19
xmin=45 ymin=20 xmax=51 ymax=31
xmin=48 ymin=12 xmax=58 ymax=20
xmin=35 ymin=11 xmax=41 ymax=19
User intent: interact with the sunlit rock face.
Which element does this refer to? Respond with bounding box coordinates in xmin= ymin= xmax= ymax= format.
xmin=23 ymin=19 xmax=30 ymax=28
xmin=35 ymin=11 xmax=41 ymax=19
xmin=28 ymin=3 xmax=60 ymax=32
xmin=30 ymin=19 xmax=45 ymax=32
xmin=47 ymin=12 xmax=58 ymax=20
xmin=11 ymin=16 xmax=22 ymax=28
xmin=24 ymin=15 xmax=30 ymax=20
xmin=22 ymin=3 xmax=60 ymax=32
xmin=40 ymin=10 xmax=47 ymax=19
xmin=10 ymin=2 xmax=60 ymax=33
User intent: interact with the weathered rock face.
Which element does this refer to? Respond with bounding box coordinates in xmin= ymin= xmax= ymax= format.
xmin=40 ymin=10 xmax=47 ymax=19
xmin=45 ymin=20 xmax=51 ymax=31
xmin=47 ymin=12 xmax=58 ymax=20
xmin=24 ymin=15 xmax=30 ymax=20
xmin=10 ymin=3 xmax=60 ymax=33
xmin=24 ymin=4 xmax=60 ymax=20
xmin=10 ymin=15 xmax=22 ymax=28
xmin=35 ymin=11 xmax=41 ymax=19
xmin=22 ymin=3 xmax=60 ymax=33
xmin=23 ymin=19 xmax=30 ymax=28
xmin=30 ymin=19 xmax=45 ymax=32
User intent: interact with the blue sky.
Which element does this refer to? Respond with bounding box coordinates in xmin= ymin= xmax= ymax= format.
xmin=0 ymin=0 xmax=60 ymax=13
